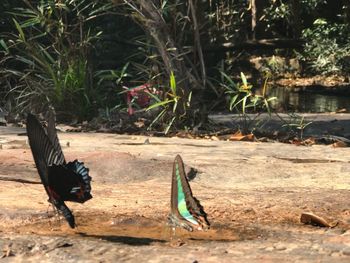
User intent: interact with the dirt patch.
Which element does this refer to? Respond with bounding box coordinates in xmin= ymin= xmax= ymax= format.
xmin=0 ymin=128 xmax=350 ymax=262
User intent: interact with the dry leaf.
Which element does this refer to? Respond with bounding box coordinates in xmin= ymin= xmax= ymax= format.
xmin=303 ymin=138 xmax=316 ymax=146
xmin=1 ymin=244 xmax=13 ymax=258
xmin=217 ymin=134 xmax=232 ymax=140
xmin=336 ymin=108 xmax=348 ymax=113
xmin=332 ymin=141 xmax=349 ymax=148
xmin=229 ymin=131 xmax=255 ymax=141
xmin=134 ymin=121 xmax=145 ymax=128
xmin=300 ymin=212 xmax=332 ymax=227
xmin=169 ymin=238 xmax=185 ymax=247
xmin=176 ymin=131 xmax=194 ymax=139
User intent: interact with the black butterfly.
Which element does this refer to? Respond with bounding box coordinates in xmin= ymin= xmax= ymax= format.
xmin=26 ymin=112 xmax=92 ymax=228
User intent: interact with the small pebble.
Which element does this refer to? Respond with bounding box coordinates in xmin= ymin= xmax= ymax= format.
xmin=275 ymin=244 xmax=287 ymax=251
xmin=342 ymin=249 xmax=350 ymax=256
xmin=265 ymin=246 xmax=274 ymax=252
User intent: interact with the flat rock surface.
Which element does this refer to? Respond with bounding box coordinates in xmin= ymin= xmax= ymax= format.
xmin=210 ymin=113 xmax=350 ymax=138
xmin=0 ymin=125 xmax=349 ymax=262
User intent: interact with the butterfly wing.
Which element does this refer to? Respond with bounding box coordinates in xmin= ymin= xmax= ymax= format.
xmin=46 ymin=110 xmax=65 ymax=165
xmin=26 ymin=113 xmax=64 ymax=187
xmin=26 ymin=113 xmax=76 ymax=228
xmin=169 ymin=155 xmax=209 ymax=231
xmin=45 ymin=111 xmax=92 ymax=202
xmin=48 ymin=161 xmax=92 ymax=203
xmin=66 ymin=160 xmax=92 ymax=200
xmin=169 ymin=155 xmax=197 ymax=231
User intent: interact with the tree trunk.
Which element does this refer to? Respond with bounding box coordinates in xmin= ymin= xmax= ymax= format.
xmin=290 ymin=0 xmax=301 ymax=39
xmin=124 ymin=0 xmax=208 ymax=128
xmin=343 ymin=0 xmax=350 ymax=25
xmin=136 ymin=0 xmax=190 ymax=117
xmin=250 ymin=0 xmax=267 ymax=40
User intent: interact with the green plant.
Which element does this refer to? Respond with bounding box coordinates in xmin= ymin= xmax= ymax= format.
xmin=299 ymin=19 xmax=350 ymax=74
xmin=94 ymin=62 xmax=131 ymax=111
xmin=222 ymin=71 xmax=276 ymax=134
xmin=123 ymin=0 xmax=216 ymax=130
xmin=0 ymin=0 xmax=112 ymax=120
xmin=146 ymin=71 xmax=192 ymax=134
xmin=281 ymin=113 xmax=312 ymax=140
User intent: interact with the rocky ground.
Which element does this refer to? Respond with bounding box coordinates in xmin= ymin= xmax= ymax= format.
xmin=0 ymin=118 xmax=350 ymax=262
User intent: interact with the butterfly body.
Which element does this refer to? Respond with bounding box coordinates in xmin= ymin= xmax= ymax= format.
xmin=168 ymin=155 xmax=209 ymax=232
xmin=26 ymin=112 xmax=92 ymax=228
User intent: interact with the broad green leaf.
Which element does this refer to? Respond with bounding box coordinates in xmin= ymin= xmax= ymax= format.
xmin=14 ymin=55 xmax=35 ymax=67
xmin=161 ymin=0 xmax=169 ymax=9
xmin=164 ymin=116 xmax=176 ymax=134
xmin=148 ymin=109 xmax=166 ymax=129
xmin=187 ymin=91 xmax=192 ymax=107
xmin=13 ymin=19 xmax=26 ymax=42
xmin=41 ymin=47 xmax=55 ymax=64
xmin=8 ymin=9 xmax=38 ymax=18
xmin=88 ymin=3 xmax=113 ymax=17
xmin=20 ymin=17 xmax=41 ymax=28
xmin=172 ymin=97 xmax=178 ymax=113
xmin=229 ymin=94 xmax=239 ymax=111
xmin=0 ymin=39 xmax=9 ymax=53
xmin=146 ymin=99 xmax=173 ymax=111
xmin=170 ymin=71 xmax=176 ymax=95
xmin=232 ymin=96 xmax=246 ymax=111
xmin=75 ymin=2 xmax=94 ymax=16
xmin=264 ymin=99 xmax=271 ymax=115
xmin=116 ymin=62 xmax=129 ymax=84
xmin=146 ymin=91 xmax=162 ymax=103
xmin=242 ymin=96 xmax=247 ymax=114
xmin=262 ymin=76 xmax=269 ymax=97
xmin=240 ymin=72 xmax=247 ymax=87
xmin=220 ymin=71 xmax=236 ymax=87
xmin=28 ymin=32 xmax=47 ymax=41
xmin=314 ymin=18 xmax=327 ymax=25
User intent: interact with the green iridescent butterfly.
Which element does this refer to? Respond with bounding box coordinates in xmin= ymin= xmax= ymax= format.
xmin=168 ymin=155 xmax=210 ymax=231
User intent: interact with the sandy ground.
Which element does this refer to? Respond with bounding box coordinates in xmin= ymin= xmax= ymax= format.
xmin=0 ymin=125 xmax=350 ymax=262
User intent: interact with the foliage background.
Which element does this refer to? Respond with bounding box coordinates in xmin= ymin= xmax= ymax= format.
xmin=0 ymin=0 xmax=349 ymax=129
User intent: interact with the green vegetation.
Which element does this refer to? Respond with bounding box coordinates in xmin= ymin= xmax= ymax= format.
xmin=299 ymin=19 xmax=350 ymax=74
xmin=0 ymin=0 xmax=348 ymax=132
xmin=222 ymin=72 xmax=276 ymax=134
xmin=282 ymin=114 xmax=313 ymax=140
xmin=0 ymin=0 xmax=113 ymax=120
xmin=146 ymin=71 xmax=193 ymax=134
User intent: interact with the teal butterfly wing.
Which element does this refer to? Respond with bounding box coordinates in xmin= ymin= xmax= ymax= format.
xmin=168 ymin=155 xmax=209 ymax=231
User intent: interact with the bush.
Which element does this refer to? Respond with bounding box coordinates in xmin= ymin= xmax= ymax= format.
xmin=0 ymin=0 xmax=112 ymax=120
xmin=299 ymin=19 xmax=350 ymax=75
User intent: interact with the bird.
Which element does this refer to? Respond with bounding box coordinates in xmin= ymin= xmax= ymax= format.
xmin=26 ymin=111 xmax=92 ymax=228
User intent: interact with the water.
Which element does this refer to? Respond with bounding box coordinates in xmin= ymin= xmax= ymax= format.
xmin=268 ymin=86 xmax=350 ymax=113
